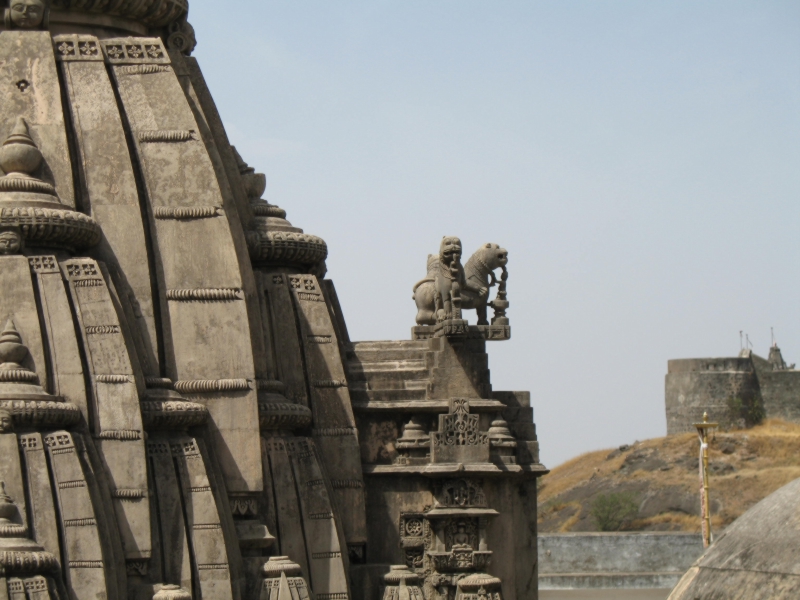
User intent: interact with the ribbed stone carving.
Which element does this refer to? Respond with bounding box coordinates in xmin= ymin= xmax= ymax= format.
xmin=140 ymin=400 xmax=209 ymax=429
xmin=247 ymin=229 xmax=328 ymax=268
xmin=258 ymin=402 xmax=312 ymax=431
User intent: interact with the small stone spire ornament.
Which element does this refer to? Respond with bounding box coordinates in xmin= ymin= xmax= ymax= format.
xmin=233 ymin=147 xmax=327 ymax=271
xmin=395 ymin=417 xmax=430 ymax=464
xmin=258 ymin=556 xmax=311 ymax=600
xmin=382 ymin=565 xmax=423 ymax=600
xmin=0 ymin=117 xmax=60 ymax=206
xmin=0 ymin=481 xmax=59 ymax=577
xmin=0 ymin=320 xmax=40 ymax=384
xmin=455 ymin=573 xmax=503 ymax=600
xmin=0 ymin=117 xmax=100 ymax=251
xmin=487 ymin=415 xmax=517 ymax=464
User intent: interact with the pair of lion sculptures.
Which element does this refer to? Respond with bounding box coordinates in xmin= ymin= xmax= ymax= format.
xmin=413 ymin=236 xmax=508 ymax=326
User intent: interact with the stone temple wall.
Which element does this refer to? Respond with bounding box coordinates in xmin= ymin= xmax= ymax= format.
xmin=0 ymin=6 xmax=546 ymax=600
xmin=665 ymin=354 xmax=800 ymax=433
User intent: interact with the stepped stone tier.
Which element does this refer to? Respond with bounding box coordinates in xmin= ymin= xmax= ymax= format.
xmin=0 ymin=4 xmax=546 ymax=600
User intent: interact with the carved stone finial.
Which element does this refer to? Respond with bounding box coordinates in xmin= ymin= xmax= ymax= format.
xmin=0 ymin=117 xmax=42 ymax=177
xmin=259 ymin=556 xmax=311 ymax=600
xmin=487 ymin=417 xmax=515 ymax=445
xmin=233 ymin=147 xmax=328 ymax=270
xmin=488 ymin=416 xmax=517 ymax=465
xmin=456 ymin=572 xmax=503 ymax=600
xmin=0 ymin=480 xmax=58 ymax=576
xmin=5 ymin=0 xmax=47 ymax=30
xmin=382 ymin=565 xmax=424 ymax=600
xmin=397 ymin=417 xmax=430 ymax=447
xmin=395 ymin=417 xmax=430 ymax=465
xmin=0 ymin=320 xmax=28 ymax=368
xmin=0 ymin=319 xmax=45 ymax=390
xmin=0 ymin=119 xmax=101 ymax=250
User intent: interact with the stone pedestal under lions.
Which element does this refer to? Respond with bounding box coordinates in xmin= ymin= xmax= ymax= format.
xmin=0 ymin=5 xmax=546 ymax=600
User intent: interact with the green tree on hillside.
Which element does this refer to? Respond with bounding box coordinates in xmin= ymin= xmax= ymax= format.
xmin=591 ymin=492 xmax=638 ymax=531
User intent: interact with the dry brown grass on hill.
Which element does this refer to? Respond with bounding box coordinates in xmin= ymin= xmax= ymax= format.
xmin=537 ymin=419 xmax=800 ymax=533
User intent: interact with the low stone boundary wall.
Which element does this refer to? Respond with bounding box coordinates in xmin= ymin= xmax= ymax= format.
xmin=538 ymin=533 xmax=704 ymax=590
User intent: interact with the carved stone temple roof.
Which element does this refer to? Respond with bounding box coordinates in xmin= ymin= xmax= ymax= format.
xmin=0 ymin=8 xmax=544 ymax=600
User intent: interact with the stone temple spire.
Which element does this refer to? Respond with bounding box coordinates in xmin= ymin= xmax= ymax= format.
xmin=0 ymin=6 xmax=544 ymax=600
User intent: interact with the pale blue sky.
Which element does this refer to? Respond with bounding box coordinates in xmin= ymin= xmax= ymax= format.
xmin=191 ymin=1 xmax=800 ymax=466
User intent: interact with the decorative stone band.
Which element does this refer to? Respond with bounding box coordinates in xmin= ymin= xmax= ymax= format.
xmin=103 ymin=39 xmax=170 ymax=63
xmin=247 ymin=230 xmax=328 ymax=268
xmin=0 ymin=550 xmax=59 ymax=575
xmin=427 ymin=550 xmax=492 ymax=573
xmin=330 ymin=479 xmax=364 ymax=489
xmin=96 ymin=375 xmax=133 ymax=384
xmin=138 ymin=130 xmax=197 ymax=143
xmin=311 ymin=551 xmax=341 ymax=559
xmin=85 ymin=325 xmax=120 ymax=335
xmin=53 ymin=36 xmax=103 ymax=62
xmin=0 ymin=522 xmax=28 ymax=537
xmin=139 ymin=400 xmax=208 ymax=429
xmin=307 ymin=512 xmax=333 ymax=520
xmin=258 ymin=402 xmax=312 ymax=431
xmin=68 ymin=561 xmax=103 ymax=568
xmin=93 ymin=430 xmax=141 ymax=441
xmin=0 ymin=400 xmax=80 ymax=428
xmin=0 ymin=369 xmax=39 ymax=384
xmin=174 ymin=379 xmax=250 ymax=393
xmin=153 ymin=206 xmax=220 ymax=220
xmin=0 ymin=178 xmax=56 ymax=196
xmin=117 ymin=65 xmax=172 ymax=75
xmin=166 ymin=288 xmax=242 ymax=301
xmin=50 ymin=1 xmax=188 ymax=27
xmin=63 ymin=518 xmax=97 ymax=527
xmin=111 ymin=488 xmax=147 ymax=500
xmin=0 ymin=207 xmax=101 ymax=250
xmin=251 ymin=203 xmax=287 ymax=219
xmin=312 ymin=427 xmax=357 ymax=437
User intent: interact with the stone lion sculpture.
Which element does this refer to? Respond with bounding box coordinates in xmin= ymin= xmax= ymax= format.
xmin=413 ymin=238 xmax=508 ymax=325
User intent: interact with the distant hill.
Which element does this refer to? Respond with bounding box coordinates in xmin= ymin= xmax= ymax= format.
xmin=538 ymin=419 xmax=800 ymax=533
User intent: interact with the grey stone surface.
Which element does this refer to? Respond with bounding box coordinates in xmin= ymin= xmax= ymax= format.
xmin=668 ymin=477 xmax=800 ymax=599
xmin=0 ymin=8 xmax=545 ymax=600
